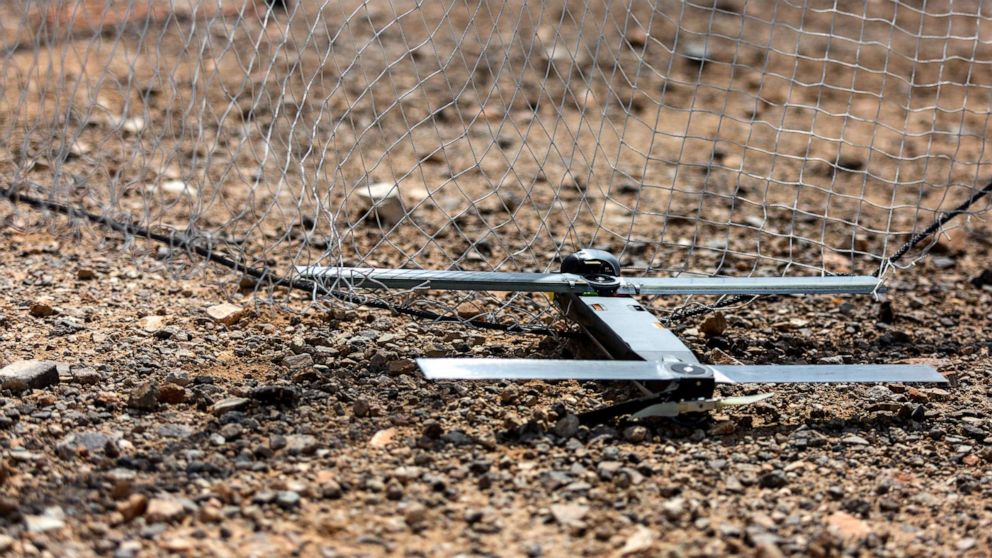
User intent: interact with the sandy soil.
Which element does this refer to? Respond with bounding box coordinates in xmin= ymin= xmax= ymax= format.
xmin=1 ymin=1 xmax=992 ymax=557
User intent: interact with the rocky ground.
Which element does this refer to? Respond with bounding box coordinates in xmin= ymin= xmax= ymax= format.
xmin=0 ymin=222 xmax=990 ymax=558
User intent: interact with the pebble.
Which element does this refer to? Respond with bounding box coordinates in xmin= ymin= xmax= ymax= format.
xmin=285 ymin=434 xmax=319 ymax=455
xmin=353 ymin=399 xmax=371 ymax=417
xmin=145 ymin=497 xmax=191 ymax=523
xmin=623 ymin=425 xmax=648 ymax=443
xmin=369 ymin=428 xmax=397 ymax=448
xmin=127 ymin=382 xmax=160 ymax=410
xmin=699 ymin=312 xmax=727 ymax=336
xmin=550 ymin=503 xmax=588 ymax=526
xmin=137 ymin=315 xmax=167 ymax=333
xmin=554 ymin=414 xmax=580 ymax=438
xmin=276 ymin=491 xmax=301 ymax=509
xmin=56 ymin=431 xmax=116 ymax=459
xmin=29 ymin=300 xmax=57 ymax=317
xmin=24 ymin=507 xmax=66 ymax=532
xmin=282 ymin=353 xmax=313 ymax=370
xmin=0 ymin=360 xmax=59 ymax=392
xmin=117 ymin=494 xmax=148 ymax=522
xmin=219 ymin=423 xmax=243 ymax=440
xmin=758 ymin=471 xmax=788 ymax=488
xmin=157 ymin=383 xmax=187 ymax=405
xmin=956 ymin=538 xmax=977 ymax=551
xmin=210 ymin=397 xmax=251 ymax=416
xmin=661 ymin=497 xmax=685 ymax=520
xmin=69 ymin=367 xmax=102 ymax=385
xmin=251 ymin=385 xmax=299 ymax=406
xmin=205 ymin=303 xmax=246 ymax=326
xmin=825 ymin=511 xmax=871 ymax=541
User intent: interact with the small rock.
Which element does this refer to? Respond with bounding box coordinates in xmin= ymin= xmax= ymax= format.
xmin=625 ymin=28 xmax=648 ymax=48
xmin=550 ymin=503 xmax=589 ymax=526
xmin=709 ymin=420 xmax=736 ymax=436
xmin=758 ymin=471 xmax=787 ymax=488
xmin=956 ymin=538 xmax=977 ymax=552
xmin=353 ymin=399 xmax=371 ymax=417
xmin=386 ymin=359 xmax=415 ymax=375
xmin=219 ymin=423 xmax=243 ymax=440
xmin=661 ymin=497 xmax=685 ymax=520
xmin=127 ymin=382 xmax=160 ymax=411
xmin=455 ymin=301 xmax=482 ymax=319
xmin=699 ymin=312 xmax=728 ymax=336
xmin=282 ymin=353 xmax=313 ymax=370
xmin=117 ymin=494 xmax=148 ymax=523
xmin=617 ymin=526 xmax=655 ymax=556
xmin=276 ymin=491 xmax=301 ymax=509
xmin=76 ymin=268 xmax=97 ymax=280
xmin=970 ymin=269 xmax=992 ymax=288
xmin=554 ymin=414 xmax=580 ymax=438
xmin=29 ymin=300 xmax=57 ymax=317
xmin=285 ymin=434 xmax=319 ymax=455
xmin=369 ymin=428 xmax=397 ymax=448
xmin=755 ymin=542 xmax=786 ymax=558
xmin=404 ymin=502 xmax=428 ymax=527
xmin=356 ymin=182 xmax=406 ymax=227
xmin=145 ymin=497 xmax=189 ymax=523
xmin=56 ymin=431 xmax=115 ymax=459
xmin=0 ymin=360 xmax=59 ymax=392
xmin=825 ymin=511 xmax=871 ymax=541
xmin=137 ymin=315 xmax=167 ymax=333
xmin=682 ymin=40 xmax=712 ymax=66
xmin=623 ymin=425 xmax=648 ymax=443
xmin=842 ymin=434 xmax=870 ymax=446
xmin=205 ymin=303 xmax=246 ymax=326
xmin=931 ymin=256 xmax=955 ymax=269
xmin=251 ymin=385 xmax=299 ymax=407
xmin=69 ymin=367 xmax=102 ymax=385
xmin=0 ymin=534 xmax=13 ymax=552
xmin=210 ymin=397 xmax=251 ymax=415
xmin=24 ymin=507 xmax=65 ymax=532
xmin=157 ymin=383 xmax=186 ymax=405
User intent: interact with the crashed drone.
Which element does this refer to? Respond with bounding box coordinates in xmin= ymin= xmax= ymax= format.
xmin=299 ymin=249 xmax=946 ymax=423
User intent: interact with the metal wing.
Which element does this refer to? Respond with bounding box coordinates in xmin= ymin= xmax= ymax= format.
xmin=712 ymin=364 xmax=947 ymax=384
xmin=417 ymin=358 xmax=679 ymax=381
xmin=296 ymin=266 xmax=881 ymax=296
xmin=417 ymin=359 xmax=946 ymax=384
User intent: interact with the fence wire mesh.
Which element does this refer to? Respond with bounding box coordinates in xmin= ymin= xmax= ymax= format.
xmin=1 ymin=0 xmax=991 ymax=329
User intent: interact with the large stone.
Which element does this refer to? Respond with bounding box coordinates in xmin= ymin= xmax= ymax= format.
xmin=0 ymin=360 xmax=59 ymax=392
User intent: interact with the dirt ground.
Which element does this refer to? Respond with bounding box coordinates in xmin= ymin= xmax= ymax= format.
xmin=1 ymin=1 xmax=992 ymax=557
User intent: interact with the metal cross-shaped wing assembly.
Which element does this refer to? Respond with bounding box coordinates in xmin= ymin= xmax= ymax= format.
xmin=297 ymin=251 xmax=949 ymax=423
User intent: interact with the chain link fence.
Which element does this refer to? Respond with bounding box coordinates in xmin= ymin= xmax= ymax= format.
xmin=2 ymin=0 xmax=991 ymax=328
